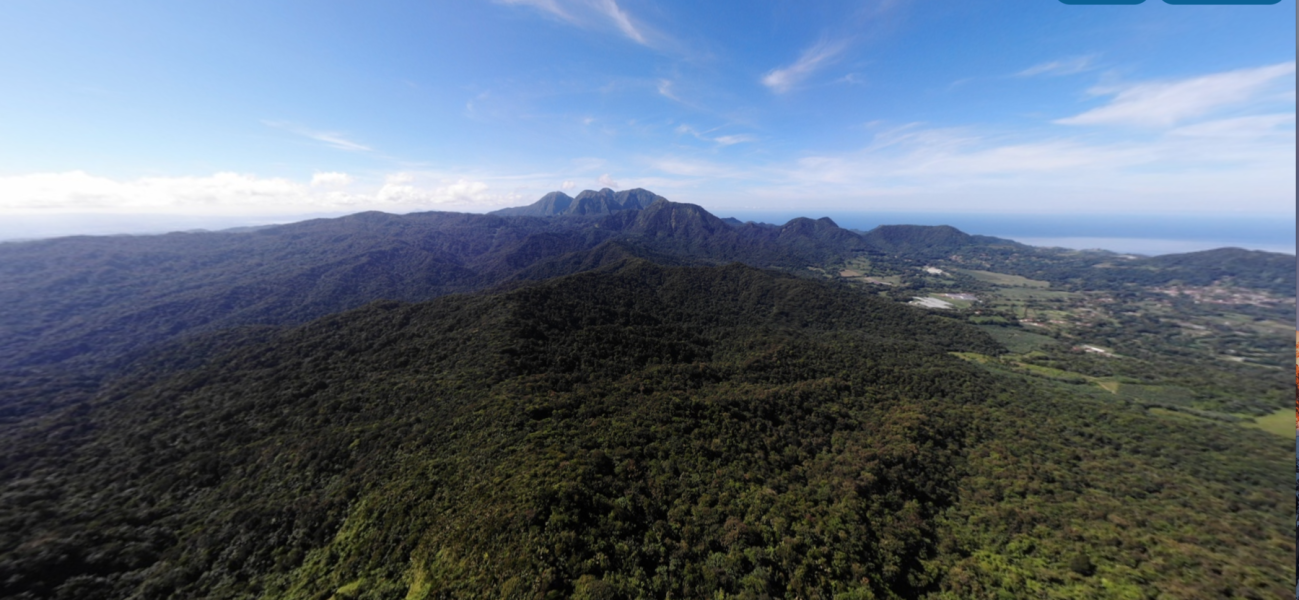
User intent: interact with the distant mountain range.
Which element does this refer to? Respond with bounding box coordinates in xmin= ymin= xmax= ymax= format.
xmin=0 ymin=187 xmax=1293 ymax=599
xmin=2 ymin=189 xmax=1289 ymax=389
xmin=0 ymin=197 xmax=857 ymax=382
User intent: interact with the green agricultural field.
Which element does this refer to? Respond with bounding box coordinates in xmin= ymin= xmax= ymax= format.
xmin=976 ymin=325 xmax=1057 ymax=353
xmin=1095 ymin=380 xmax=1120 ymax=394
xmin=835 ymin=257 xmax=903 ymax=287
xmin=864 ymin=275 xmax=902 ymax=286
xmin=1146 ymin=406 xmax=1212 ymax=424
xmin=957 ymin=269 xmax=1050 ymax=288
xmin=1217 ymin=311 xmax=1294 ymax=336
xmin=1244 ymin=408 xmax=1294 ymax=437
xmin=967 ymin=315 xmax=1013 ymax=325
xmin=989 ymin=286 xmax=1075 ymax=301
xmin=1114 ymin=383 xmax=1198 ymax=406
xmin=842 ymin=257 xmax=872 ymax=270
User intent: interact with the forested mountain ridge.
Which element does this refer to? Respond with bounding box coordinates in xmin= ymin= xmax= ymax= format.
xmin=2 ymin=188 xmax=1292 ymax=431
xmin=1141 ymin=247 xmax=1294 ymax=289
xmin=0 ymin=196 xmax=870 ymax=378
xmin=2 ymin=260 xmax=1290 ymax=599
xmin=856 ymin=224 xmax=1020 ymax=258
xmin=594 ymin=200 xmax=869 ymax=267
xmin=5 ymin=188 xmax=1285 ymax=385
xmin=0 ymin=197 xmax=883 ymax=425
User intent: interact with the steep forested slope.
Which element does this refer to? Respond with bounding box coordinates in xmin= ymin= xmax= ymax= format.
xmin=0 ymin=198 xmax=873 ymax=373
xmin=7 ymin=188 xmax=1274 ymax=394
xmin=0 ymin=199 xmax=871 ymax=422
xmin=596 ymin=201 xmax=870 ymax=268
xmin=0 ymin=261 xmax=1290 ymax=600
xmin=0 ymin=211 xmax=607 ymax=371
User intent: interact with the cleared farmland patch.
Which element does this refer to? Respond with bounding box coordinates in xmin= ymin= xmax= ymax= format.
xmin=1116 ymin=383 xmax=1198 ymax=406
xmin=957 ymin=269 xmax=1050 ymax=288
xmin=1243 ymin=408 xmax=1293 ymax=437
xmin=977 ymin=325 xmax=1057 ymax=353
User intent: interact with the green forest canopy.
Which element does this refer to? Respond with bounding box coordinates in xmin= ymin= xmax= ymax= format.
xmin=0 ymin=261 xmax=1290 ymax=599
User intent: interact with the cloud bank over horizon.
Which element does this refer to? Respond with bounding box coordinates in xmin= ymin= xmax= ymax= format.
xmin=0 ymin=1 xmax=1292 ymax=226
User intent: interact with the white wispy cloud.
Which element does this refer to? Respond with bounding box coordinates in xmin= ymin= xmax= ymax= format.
xmin=262 ymin=121 xmax=373 ymax=152
xmin=1167 ymin=113 xmax=1295 ymax=139
xmin=0 ymin=171 xmax=530 ymax=214
xmin=835 ymin=73 xmax=866 ymax=86
xmin=374 ymin=173 xmax=499 ymax=206
xmin=593 ymin=0 xmax=644 ymax=44
xmin=1056 ymin=62 xmax=1296 ymax=128
xmin=571 ymin=157 xmax=606 ymax=171
xmin=675 ymin=124 xmax=756 ymax=147
xmin=0 ymin=171 xmax=315 ymax=212
xmin=496 ymin=0 xmax=649 ymax=45
xmin=713 ymin=134 xmax=756 ymax=146
xmin=656 ymin=79 xmax=679 ymax=101
xmin=629 ymin=113 xmax=1290 ymax=215
xmin=311 ymin=172 xmax=354 ymax=187
xmin=808 ymin=129 xmax=1228 ymax=181
xmin=496 ymin=0 xmax=574 ymax=21
xmin=646 ymin=156 xmax=739 ymax=178
xmin=597 ymin=173 xmax=620 ymax=188
xmin=1017 ymin=56 xmax=1096 ymax=77
xmin=946 ymin=78 xmax=973 ymax=92
xmin=739 ymin=118 xmax=1295 ymax=214
xmin=761 ymin=39 xmax=849 ymax=94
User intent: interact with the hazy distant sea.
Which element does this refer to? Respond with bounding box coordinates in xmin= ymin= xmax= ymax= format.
xmin=0 ymin=213 xmax=352 ymax=242
xmin=723 ymin=211 xmax=1296 ymax=256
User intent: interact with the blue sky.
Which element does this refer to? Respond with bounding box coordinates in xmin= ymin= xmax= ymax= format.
xmin=0 ymin=0 xmax=1293 ymax=226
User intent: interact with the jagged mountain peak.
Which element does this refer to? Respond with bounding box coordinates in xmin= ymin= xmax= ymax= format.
xmin=491 ymin=188 xmax=666 ymax=217
xmin=573 ymin=188 xmax=615 ymax=201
